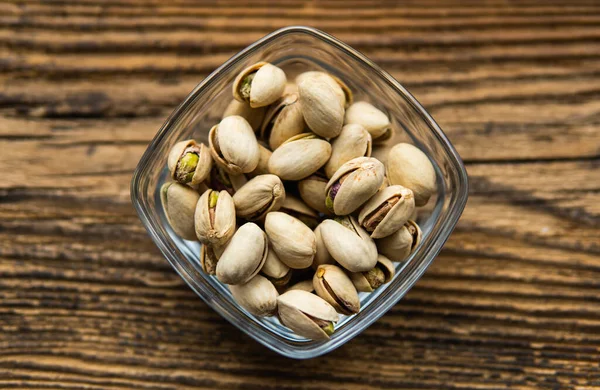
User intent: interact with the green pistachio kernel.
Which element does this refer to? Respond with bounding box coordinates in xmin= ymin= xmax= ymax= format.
xmin=321 ymin=322 xmax=335 ymax=336
xmin=239 ymin=73 xmax=255 ymax=100
xmin=325 ymin=193 xmax=334 ymax=212
xmin=177 ymin=152 xmax=199 ymax=183
xmin=364 ymin=266 xmax=385 ymax=289
xmin=209 ymin=191 xmax=219 ymax=208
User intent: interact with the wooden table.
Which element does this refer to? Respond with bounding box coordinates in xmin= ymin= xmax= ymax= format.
xmin=2 ymin=1 xmax=599 ymax=388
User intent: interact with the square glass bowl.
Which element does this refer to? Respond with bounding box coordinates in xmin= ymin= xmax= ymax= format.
xmin=131 ymin=26 xmax=468 ymax=359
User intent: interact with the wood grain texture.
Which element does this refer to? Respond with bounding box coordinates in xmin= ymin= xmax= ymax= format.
xmin=1 ymin=0 xmax=599 ymax=388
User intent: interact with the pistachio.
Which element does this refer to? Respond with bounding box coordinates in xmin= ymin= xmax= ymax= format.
xmin=222 ymin=99 xmax=266 ymax=131
xmin=160 ymin=182 xmax=199 ymax=241
xmin=387 ymin=143 xmax=436 ymax=207
xmin=324 ymin=124 xmax=372 ymax=178
xmin=376 ymin=220 xmax=422 ymax=262
xmin=286 ymin=280 xmax=315 ymax=293
xmin=350 ymin=255 xmax=395 ymax=292
xmin=265 ymin=211 xmax=316 ymax=269
xmin=233 ymin=174 xmax=285 ymax=221
xmin=277 ymin=290 xmax=339 ymax=340
xmin=283 ymin=82 xmax=298 ymax=95
xmin=206 ymin=164 xmax=247 ymax=196
xmin=260 ymin=247 xmax=292 ymax=288
xmin=319 ymin=216 xmax=378 ymax=272
xmin=358 ymin=185 xmax=415 ymax=239
xmin=279 ymin=195 xmax=320 ymax=230
xmin=229 ymin=275 xmax=279 ymax=317
xmin=325 ymin=157 xmax=385 ymax=215
xmin=233 ymin=62 xmax=287 ymax=108
xmin=200 ymin=243 xmax=226 ymax=275
xmin=298 ymin=173 xmax=331 ymax=215
xmin=268 ymin=133 xmax=332 ymax=181
xmin=167 ymin=140 xmax=212 ymax=188
xmin=194 ymin=189 xmax=236 ymax=246
xmin=216 ymin=223 xmax=268 ymax=285
xmin=312 ymin=222 xmax=334 ymax=270
xmin=260 ymin=93 xmax=305 ymax=150
xmin=344 ymin=101 xmax=393 ymax=142
xmin=298 ymin=77 xmax=344 ymax=139
xmin=313 ymin=265 xmax=360 ymax=315
xmin=209 ymin=115 xmax=260 ymax=174
xmin=248 ymin=143 xmax=272 ymax=178
xmin=295 ymin=71 xmax=353 ymax=108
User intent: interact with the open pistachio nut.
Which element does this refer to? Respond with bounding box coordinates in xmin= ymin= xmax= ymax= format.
xmin=209 ymin=115 xmax=260 ymax=175
xmin=312 ymin=222 xmax=334 ymax=270
xmin=167 ymin=140 xmax=212 ymax=188
xmin=194 ymin=189 xmax=236 ymax=246
xmin=205 ymin=164 xmax=247 ymax=196
xmin=298 ymin=173 xmax=331 ymax=215
xmin=295 ymin=71 xmax=353 ymax=109
xmin=277 ymin=290 xmax=339 ymax=340
xmin=319 ymin=216 xmax=378 ymax=272
xmin=298 ymin=76 xmax=344 ymax=139
xmin=325 ymin=157 xmax=385 ymax=215
xmin=229 ymin=274 xmax=279 ymax=317
xmin=313 ymin=264 xmax=360 ymax=315
xmin=216 ymin=222 xmax=268 ymax=285
xmin=350 ymin=255 xmax=395 ymax=292
xmin=324 ymin=124 xmax=372 ymax=178
xmin=261 ymin=248 xmax=292 ymax=288
xmin=387 ymin=143 xmax=436 ymax=207
xmin=279 ymin=195 xmax=320 ymax=230
xmin=268 ymin=133 xmax=332 ymax=181
xmin=376 ymin=220 xmax=422 ymax=262
xmin=222 ymin=99 xmax=266 ymax=131
xmin=160 ymin=182 xmax=199 ymax=241
xmin=264 ymin=211 xmax=316 ymax=269
xmin=344 ymin=101 xmax=393 ymax=143
xmin=200 ymin=243 xmax=226 ymax=275
xmin=233 ymin=174 xmax=285 ymax=221
xmin=233 ymin=62 xmax=287 ymax=108
xmin=358 ymin=185 xmax=415 ymax=239
xmin=260 ymin=93 xmax=305 ymax=150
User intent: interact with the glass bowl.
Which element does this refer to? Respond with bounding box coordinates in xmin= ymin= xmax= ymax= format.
xmin=131 ymin=26 xmax=468 ymax=359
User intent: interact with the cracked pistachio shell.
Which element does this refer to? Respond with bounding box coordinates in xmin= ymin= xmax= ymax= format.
xmin=298 ymin=77 xmax=344 ymax=138
xmin=268 ymin=133 xmax=332 ymax=181
xmin=233 ymin=174 xmax=285 ymax=221
xmin=376 ymin=220 xmax=422 ymax=262
xmin=320 ymin=217 xmax=378 ymax=272
xmin=260 ymin=93 xmax=305 ymax=150
xmin=222 ymin=99 xmax=266 ymax=131
xmin=167 ymin=140 xmax=213 ymax=188
xmin=248 ymin=144 xmax=272 ymax=178
xmin=298 ymin=174 xmax=331 ymax=215
xmin=230 ymin=274 xmax=279 ymax=317
xmin=280 ymin=195 xmax=320 ymax=230
xmin=325 ymin=157 xmax=385 ymax=215
xmin=209 ymin=116 xmax=260 ymax=175
xmin=160 ymin=182 xmax=199 ymax=241
xmin=312 ymin=222 xmax=334 ymax=270
xmin=233 ymin=62 xmax=287 ymax=108
xmin=261 ymin=248 xmax=291 ymax=288
xmin=194 ymin=189 xmax=236 ymax=246
xmin=295 ymin=71 xmax=353 ymax=108
xmin=265 ymin=211 xmax=316 ymax=269
xmin=200 ymin=243 xmax=226 ymax=275
xmin=387 ymin=143 xmax=436 ymax=207
xmin=313 ymin=264 xmax=360 ymax=315
xmin=358 ymin=185 xmax=415 ymax=239
xmin=216 ymin=223 xmax=268 ymax=285
xmin=286 ymin=280 xmax=315 ymax=293
xmin=277 ymin=290 xmax=339 ymax=340
xmin=324 ymin=124 xmax=372 ymax=178
xmin=344 ymin=101 xmax=393 ymax=142
xmin=350 ymin=254 xmax=395 ymax=293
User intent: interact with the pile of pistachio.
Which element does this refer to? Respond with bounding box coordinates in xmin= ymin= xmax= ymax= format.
xmin=161 ymin=62 xmax=436 ymax=341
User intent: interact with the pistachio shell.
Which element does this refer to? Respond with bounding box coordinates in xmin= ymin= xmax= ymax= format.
xmin=320 ymin=217 xmax=378 ymax=272
xmin=344 ymin=101 xmax=392 ymax=141
xmin=194 ymin=189 xmax=236 ymax=246
xmin=248 ymin=144 xmax=272 ymax=178
xmin=209 ymin=116 xmax=260 ymax=174
xmin=312 ymin=223 xmax=334 ymax=269
xmin=350 ymin=255 xmax=395 ymax=292
xmin=286 ymin=280 xmax=315 ymax=293
xmin=268 ymin=133 xmax=332 ymax=181
xmin=206 ymin=164 xmax=247 ymax=196
xmin=260 ymin=93 xmax=305 ymax=150
xmin=295 ymin=71 xmax=353 ymax=108
xmin=264 ymin=211 xmax=316 ymax=269
xmin=167 ymin=140 xmax=213 ymax=188
xmin=200 ymin=243 xmax=225 ymax=275
xmin=358 ymin=185 xmax=415 ymax=239
xmin=376 ymin=220 xmax=422 ymax=262
xmin=261 ymin=247 xmax=291 ymax=287
xmin=324 ymin=124 xmax=372 ymax=178
xmin=233 ymin=62 xmax=287 ymax=108
xmin=233 ymin=174 xmax=285 ymax=221
xmin=216 ymin=223 xmax=268 ymax=285
xmin=280 ymin=195 xmax=320 ymax=230
xmin=160 ymin=182 xmax=199 ymax=240
xmin=277 ymin=290 xmax=339 ymax=340
xmin=325 ymin=157 xmax=385 ymax=215
xmin=298 ymin=77 xmax=344 ymax=138
xmin=313 ymin=264 xmax=360 ymax=315
xmin=222 ymin=99 xmax=266 ymax=131
xmin=283 ymin=82 xmax=298 ymax=95
xmin=230 ymin=275 xmax=279 ymax=317
xmin=298 ymin=174 xmax=331 ymax=215
xmin=387 ymin=143 xmax=436 ymax=207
